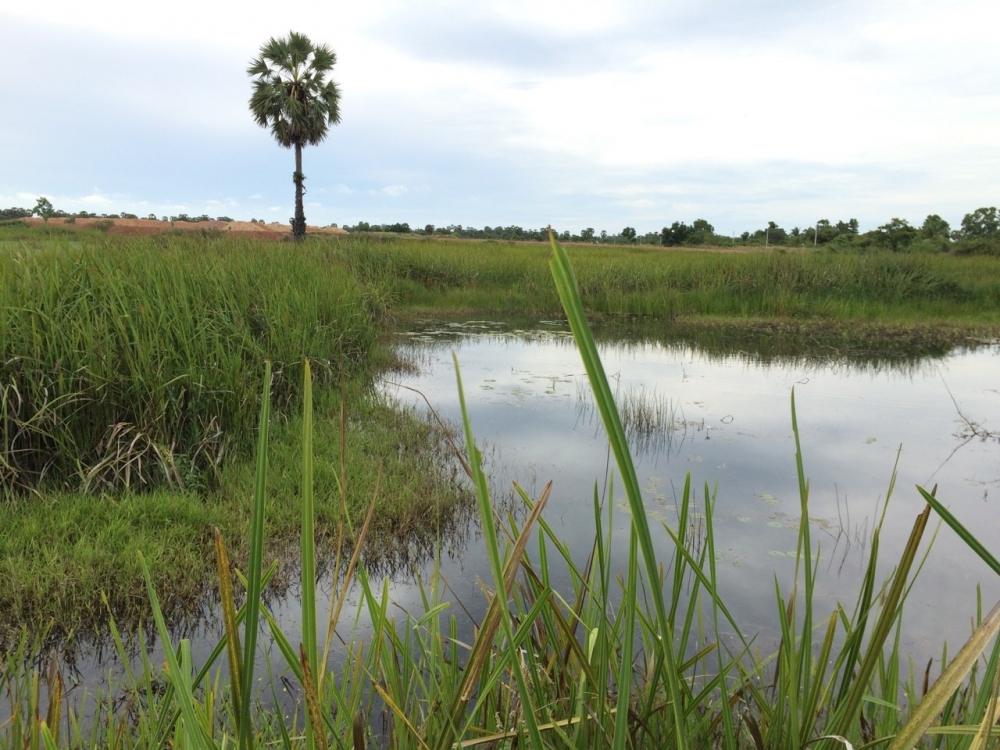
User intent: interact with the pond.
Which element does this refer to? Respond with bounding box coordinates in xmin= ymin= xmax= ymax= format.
xmin=33 ymin=320 xmax=1000 ymax=720
xmin=381 ymin=321 xmax=1000 ymax=657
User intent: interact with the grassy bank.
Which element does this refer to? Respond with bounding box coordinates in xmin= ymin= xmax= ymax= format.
xmin=2 ymin=227 xmax=1000 ymax=640
xmin=0 ymin=230 xmax=464 ymax=638
xmin=340 ymin=235 xmax=1000 ymax=332
xmin=0 ymin=388 xmax=467 ymax=641
xmin=1 ymin=233 xmax=383 ymax=495
xmin=4 ymin=240 xmax=998 ymax=748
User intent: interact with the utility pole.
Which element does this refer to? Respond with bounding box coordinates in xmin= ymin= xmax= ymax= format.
xmin=814 ymin=221 xmax=819 ymax=248
xmin=765 ymin=225 xmax=769 ymax=248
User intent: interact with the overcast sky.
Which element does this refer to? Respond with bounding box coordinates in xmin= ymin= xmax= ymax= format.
xmin=1 ymin=0 xmax=998 ymax=233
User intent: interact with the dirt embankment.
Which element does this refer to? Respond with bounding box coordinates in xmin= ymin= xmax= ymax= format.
xmin=26 ymin=217 xmax=349 ymax=239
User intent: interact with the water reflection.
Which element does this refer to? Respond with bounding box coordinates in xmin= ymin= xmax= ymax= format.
xmin=18 ymin=320 xmax=1000 ymax=725
xmin=386 ymin=320 xmax=1000 ymax=662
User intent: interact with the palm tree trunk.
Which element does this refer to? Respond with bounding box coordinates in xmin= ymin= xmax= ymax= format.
xmin=293 ymin=142 xmax=305 ymax=240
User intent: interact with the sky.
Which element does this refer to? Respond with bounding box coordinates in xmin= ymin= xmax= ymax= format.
xmin=1 ymin=0 xmax=998 ymax=234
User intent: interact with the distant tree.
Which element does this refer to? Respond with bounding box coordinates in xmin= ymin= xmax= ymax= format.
xmin=580 ymin=227 xmax=595 ymax=242
xmin=0 ymin=206 xmax=32 ymax=220
xmin=835 ymin=218 xmax=860 ymax=235
xmin=248 ymin=32 xmax=342 ymax=241
xmin=765 ymin=221 xmax=787 ymax=245
xmin=660 ymin=221 xmax=691 ymax=246
xmin=32 ymin=197 xmax=55 ymax=222
xmin=621 ymin=226 xmax=637 ymax=243
xmin=921 ymin=214 xmax=951 ymax=239
xmin=688 ymin=219 xmax=715 ymax=245
xmin=960 ymin=207 xmax=999 ymax=238
xmin=876 ymin=218 xmax=918 ymax=251
xmin=424 ymin=224 xmax=435 ymax=235
xmin=813 ymin=220 xmax=833 ymax=244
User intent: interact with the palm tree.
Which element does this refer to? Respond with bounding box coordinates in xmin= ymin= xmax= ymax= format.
xmin=248 ymin=32 xmax=341 ymax=241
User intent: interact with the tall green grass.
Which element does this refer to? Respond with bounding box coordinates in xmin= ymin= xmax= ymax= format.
xmin=339 ymin=235 xmax=1000 ymax=324
xmin=4 ymin=236 xmax=999 ymax=748
xmin=1 ymin=235 xmax=382 ymax=495
xmin=5 ymin=229 xmax=998 ymax=497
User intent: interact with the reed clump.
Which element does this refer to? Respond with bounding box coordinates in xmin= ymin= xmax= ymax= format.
xmin=338 ymin=235 xmax=1000 ymax=325
xmin=0 ymin=235 xmax=381 ymax=495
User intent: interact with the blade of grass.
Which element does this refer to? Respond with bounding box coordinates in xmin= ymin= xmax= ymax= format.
xmin=301 ymin=359 xmax=319 ymax=750
xmin=612 ymin=525 xmax=639 ymax=750
xmin=549 ymin=231 xmax=689 ymax=748
xmin=213 ymin=528 xmax=243 ymax=733
xmin=917 ymin=486 xmax=1000 ymax=576
xmin=452 ymin=353 xmax=545 ymax=750
xmin=890 ymin=602 xmax=1000 ymax=750
xmin=239 ymin=361 xmax=272 ymax=750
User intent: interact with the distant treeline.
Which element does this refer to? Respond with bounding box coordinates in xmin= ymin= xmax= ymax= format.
xmin=5 ymin=199 xmax=998 ymax=254
xmin=0 ymin=202 xmax=234 ymax=223
xmin=346 ymin=208 xmax=1000 ymax=254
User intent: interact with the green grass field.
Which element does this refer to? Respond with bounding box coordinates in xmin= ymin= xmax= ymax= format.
xmin=3 ymin=234 xmax=999 ymax=748
xmin=3 ymin=225 xmax=1000 ymax=634
xmin=340 ymin=234 xmax=1000 ymax=328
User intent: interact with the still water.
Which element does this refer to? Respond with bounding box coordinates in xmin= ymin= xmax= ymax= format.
xmin=45 ymin=321 xmax=1000 ymax=716
xmin=381 ymin=321 xmax=1000 ymax=655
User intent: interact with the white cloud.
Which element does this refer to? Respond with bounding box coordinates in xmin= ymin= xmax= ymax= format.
xmin=2 ymin=0 xmax=998 ymax=230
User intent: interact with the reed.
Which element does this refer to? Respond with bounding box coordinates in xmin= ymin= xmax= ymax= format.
xmin=0 ymin=234 xmax=380 ymax=495
xmin=337 ymin=234 xmax=1000 ymax=327
xmin=4 ymin=235 xmax=999 ymax=749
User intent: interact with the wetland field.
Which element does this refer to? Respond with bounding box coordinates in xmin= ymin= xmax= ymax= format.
xmin=3 ymin=223 xmax=1000 ymax=748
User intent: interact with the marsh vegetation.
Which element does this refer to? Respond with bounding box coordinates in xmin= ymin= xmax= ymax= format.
xmin=2 ymin=226 xmax=1000 ymax=747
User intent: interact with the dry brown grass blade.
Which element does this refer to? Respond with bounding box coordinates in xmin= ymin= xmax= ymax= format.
xmin=969 ymin=670 xmax=1000 ymax=750
xmin=455 ymin=707 xmax=620 ymax=748
xmin=352 ymin=712 xmax=366 ymax=750
xmin=213 ymin=527 xmax=243 ymax=720
xmin=44 ymin=658 xmax=62 ymax=743
xmin=382 ymin=381 xmax=473 ymax=479
xmin=432 ymin=482 xmax=552 ymax=750
xmin=319 ymin=475 xmax=380 ymax=690
xmin=299 ymin=644 xmax=330 ymax=750
xmin=890 ymin=601 xmax=1000 ymax=750
xmin=373 ymin=681 xmax=432 ymax=750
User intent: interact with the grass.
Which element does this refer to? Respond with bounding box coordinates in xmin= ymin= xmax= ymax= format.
xmin=1 ymin=229 xmax=468 ymax=636
xmin=1 ymin=232 xmax=382 ymax=496
xmin=2 ymin=225 xmax=1000 ymax=694
xmin=338 ymin=234 xmax=1000 ymax=331
xmin=0 ymin=227 xmax=1000 ymax=749
xmin=4 ymin=235 xmax=1000 ymax=748
xmin=0 ymin=389 xmax=467 ymax=641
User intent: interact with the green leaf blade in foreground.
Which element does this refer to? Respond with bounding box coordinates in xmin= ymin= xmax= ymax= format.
xmin=917 ymin=485 xmax=1000 ymax=576
xmin=301 ymin=359 xmax=319 ymax=750
xmin=549 ymin=233 xmax=689 ymax=748
xmin=452 ymin=353 xmax=545 ymax=750
xmin=139 ymin=553 xmax=217 ymax=750
xmin=239 ymin=361 xmax=273 ymax=750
